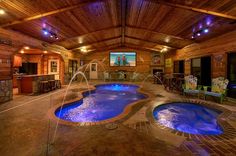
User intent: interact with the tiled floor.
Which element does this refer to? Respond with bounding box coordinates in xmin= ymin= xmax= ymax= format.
xmin=0 ymin=81 xmax=235 ymax=156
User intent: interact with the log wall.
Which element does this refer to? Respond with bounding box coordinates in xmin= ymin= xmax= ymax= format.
xmin=164 ymin=29 xmax=236 ymax=78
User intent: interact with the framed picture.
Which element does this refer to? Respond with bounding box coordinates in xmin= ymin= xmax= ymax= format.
xmin=151 ymin=53 xmax=164 ymax=65
xmin=110 ymin=52 xmax=136 ymax=67
xmin=48 ymin=59 xmax=59 ymax=74
xmin=152 ymin=53 xmax=161 ymax=65
xmin=165 ymin=58 xmax=172 ymax=68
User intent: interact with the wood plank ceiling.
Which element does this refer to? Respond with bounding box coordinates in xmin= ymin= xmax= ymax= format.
xmin=0 ymin=0 xmax=236 ymax=54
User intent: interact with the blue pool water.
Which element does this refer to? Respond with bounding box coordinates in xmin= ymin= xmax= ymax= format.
xmin=55 ymin=84 xmax=147 ymax=122
xmin=153 ymin=102 xmax=223 ymax=135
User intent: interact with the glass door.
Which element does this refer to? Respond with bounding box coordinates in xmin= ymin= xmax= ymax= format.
xmin=227 ymin=53 xmax=236 ymax=98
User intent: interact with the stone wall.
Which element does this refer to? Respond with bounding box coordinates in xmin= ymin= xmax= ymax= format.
xmin=0 ymin=80 xmax=13 ymax=103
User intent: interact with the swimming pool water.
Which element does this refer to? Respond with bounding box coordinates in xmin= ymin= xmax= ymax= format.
xmin=153 ymin=102 xmax=223 ymax=135
xmin=55 ymin=84 xmax=147 ymax=122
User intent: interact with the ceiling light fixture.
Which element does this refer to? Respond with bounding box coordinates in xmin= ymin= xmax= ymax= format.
xmin=43 ymin=50 xmax=48 ymax=54
xmin=161 ymin=47 xmax=168 ymax=53
xmin=165 ymin=37 xmax=170 ymax=43
xmin=0 ymin=9 xmax=5 ymax=15
xmin=20 ymin=50 xmax=24 ymax=54
xmin=203 ymin=28 xmax=209 ymax=33
xmin=24 ymin=46 xmax=30 ymax=50
xmin=191 ymin=16 xmax=213 ymax=39
xmin=42 ymin=23 xmax=59 ymax=40
xmin=80 ymin=47 xmax=88 ymax=53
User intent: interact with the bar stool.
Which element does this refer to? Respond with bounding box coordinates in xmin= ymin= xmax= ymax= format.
xmin=48 ymin=80 xmax=56 ymax=91
xmin=55 ymin=80 xmax=61 ymax=89
xmin=39 ymin=81 xmax=50 ymax=93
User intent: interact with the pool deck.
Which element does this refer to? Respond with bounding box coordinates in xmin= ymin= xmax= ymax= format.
xmin=0 ymin=81 xmax=236 ymax=156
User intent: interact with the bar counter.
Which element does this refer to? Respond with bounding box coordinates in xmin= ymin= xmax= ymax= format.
xmin=16 ymin=74 xmax=55 ymax=94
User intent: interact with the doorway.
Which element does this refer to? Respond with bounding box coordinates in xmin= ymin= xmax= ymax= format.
xmin=90 ymin=63 xmax=98 ymax=79
xmin=68 ymin=60 xmax=78 ymax=80
xmin=174 ymin=60 xmax=185 ymax=73
xmin=227 ymin=53 xmax=236 ymax=98
xmin=191 ymin=56 xmax=211 ymax=86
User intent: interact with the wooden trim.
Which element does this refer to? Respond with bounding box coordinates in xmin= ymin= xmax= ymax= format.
xmin=154 ymin=0 xmax=236 ymax=20
xmin=125 ymin=43 xmax=160 ymax=53
xmin=81 ymin=43 xmax=122 ymax=54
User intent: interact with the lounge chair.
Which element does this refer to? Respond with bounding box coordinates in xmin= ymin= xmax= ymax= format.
xmin=103 ymin=72 xmax=110 ymax=81
xmin=183 ymin=75 xmax=201 ymax=98
xmin=118 ymin=71 xmax=125 ymax=81
xmin=130 ymin=72 xmax=139 ymax=82
xmin=204 ymin=77 xmax=229 ymax=103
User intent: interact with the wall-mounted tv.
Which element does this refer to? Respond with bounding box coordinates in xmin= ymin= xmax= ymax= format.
xmin=110 ymin=52 xmax=136 ymax=66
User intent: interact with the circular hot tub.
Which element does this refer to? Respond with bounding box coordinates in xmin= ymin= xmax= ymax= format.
xmin=153 ymin=102 xmax=223 ymax=135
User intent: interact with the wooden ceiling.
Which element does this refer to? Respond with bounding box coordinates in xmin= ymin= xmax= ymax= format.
xmin=0 ymin=0 xmax=236 ymax=54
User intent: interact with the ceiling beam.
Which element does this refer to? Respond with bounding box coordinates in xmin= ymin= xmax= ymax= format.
xmin=125 ymin=36 xmax=175 ymax=49
xmin=126 ymin=25 xmax=192 ymax=41
xmin=56 ymin=26 xmax=121 ymax=43
xmin=153 ymin=0 xmax=236 ymax=20
xmin=126 ymin=35 xmax=181 ymax=49
xmin=0 ymin=0 xmax=106 ymax=28
xmin=121 ymin=0 xmax=127 ymax=46
xmin=124 ymin=43 xmax=161 ymax=53
xmin=70 ymin=36 xmax=121 ymax=51
xmin=80 ymin=43 xmax=122 ymax=54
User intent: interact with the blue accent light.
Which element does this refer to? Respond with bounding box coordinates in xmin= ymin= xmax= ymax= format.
xmin=206 ymin=17 xmax=212 ymax=26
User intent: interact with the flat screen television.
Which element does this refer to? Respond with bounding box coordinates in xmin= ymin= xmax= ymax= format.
xmin=110 ymin=52 xmax=136 ymax=66
xmin=19 ymin=63 xmax=37 ymax=75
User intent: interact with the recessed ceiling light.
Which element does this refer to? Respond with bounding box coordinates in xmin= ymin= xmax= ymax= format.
xmin=24 ymin=46 xmax=30 ymax=50
xmin=78 ymin=38 xmax=83 ymax=44
xmin=165 ymin=37 xmax=170 ymax=43
xmin=43 ymin=51 xmax=48 ymax=54
xmin=20 ymin=50 xmax=24 ymax=54
xmin=0 ymin=9 xmax=5 ymax=15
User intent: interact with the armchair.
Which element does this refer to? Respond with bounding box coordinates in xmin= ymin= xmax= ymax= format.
xmin=183 ymin=75 xmax=201 ymax=98
xmin=204 ymin=77 xmax=229 ymax=103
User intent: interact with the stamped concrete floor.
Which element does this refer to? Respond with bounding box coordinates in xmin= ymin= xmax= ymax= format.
xmin=0 ymin=81 xmax=236 ymax=156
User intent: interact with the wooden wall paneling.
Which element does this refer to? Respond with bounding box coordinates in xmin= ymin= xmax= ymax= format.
xmin=84 ymin=47 xmax=153 ymax=75
xmin=165 ymin=28 xmax=236 ymax=77
xmin=0 ymin=45 xmax=14 ymax=80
